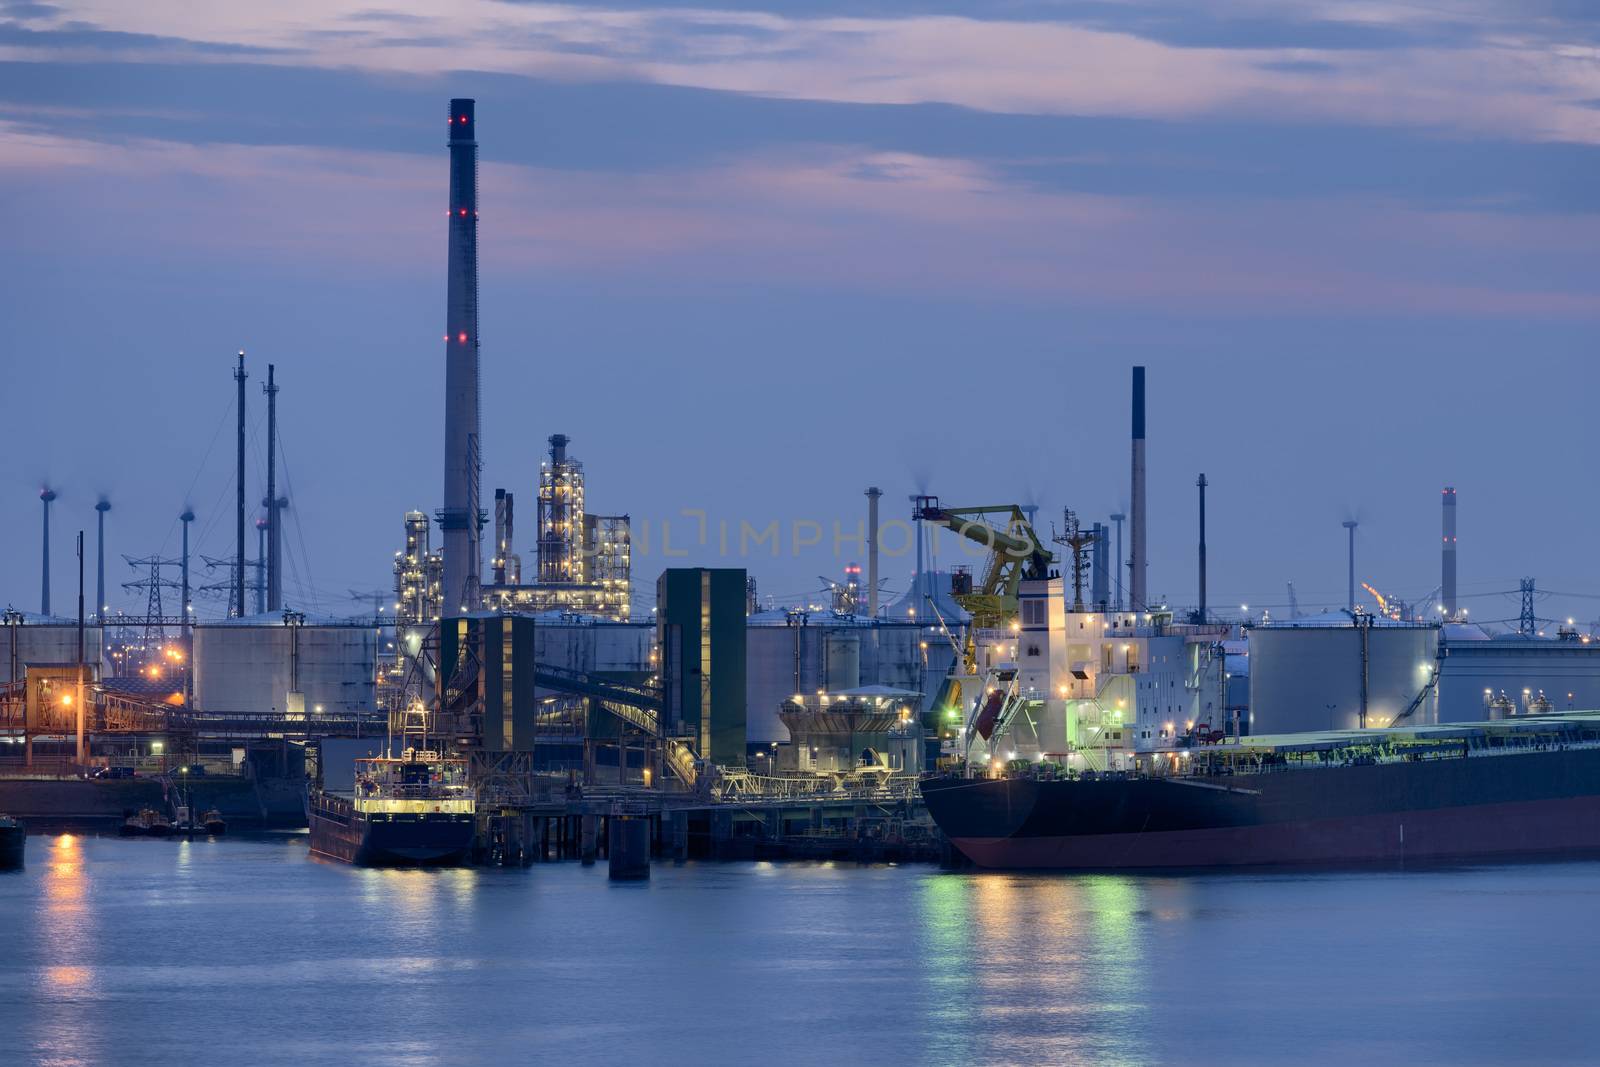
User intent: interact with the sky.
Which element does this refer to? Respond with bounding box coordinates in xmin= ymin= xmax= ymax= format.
xmin=0 ymin=0 xmax=1597 ymax=628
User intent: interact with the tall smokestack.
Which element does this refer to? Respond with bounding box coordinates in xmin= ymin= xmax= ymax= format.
xmin=1129 ymin=367 xmax=1147 ymax=611
xmin=255 ymin=518 xmax=268 ymax=615
xmin=1442 ymin=486 xmax=1457 ymax=620
xmin=180 ymin=510 xmax=194 ymax=631
xmin=1091 ymin=522 xmax=1108 ymax=610
xmin=503 ymin=491 xmax=517 ymax=584
xmin=234 ymin=350 xmax=248 ymax=617
xmin=1196 ymin=473 xmax=1207 ymax=623
xmin=1110 ymin=512 xmax=1124 ymax=611
xmin=40 ymin=487 xmax=56 ymax=615
xmin=865 ymin=487 xmax=881 ymax=619
xmin=264 ymin=363 xmax=281 ymax=611
xmin=95 ymin=497 xmax=109 ymax=621
xmin=440 ymin=97 xmax=482 ymax=615
xmin=1343 ymin=520 xmax=1358 ymax=613
xmin=493 ymin=488 xmax=508 ymax=586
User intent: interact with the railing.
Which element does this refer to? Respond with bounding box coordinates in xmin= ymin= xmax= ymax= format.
xmin=662 ymin=739 xmax=698 ymax=789
xmin=965 ymin=733 xmax=1600 ymax=785
xmin=717 ymin=770 xmax=922 ymax=801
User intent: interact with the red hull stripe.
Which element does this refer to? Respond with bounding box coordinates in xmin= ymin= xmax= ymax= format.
xmin=951 ymin=796 xmax=1600 ymax=869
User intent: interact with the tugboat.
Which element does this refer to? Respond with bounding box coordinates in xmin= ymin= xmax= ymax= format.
xmin=119 ymin=808 xmax=174 ymax=837
xmin=202 ymin=809 xmax=227 ymax=835
xmin=308 ymin=747 xmax=474 ymax=866
xmin=0 ymin=815 xmax=24 ymax=870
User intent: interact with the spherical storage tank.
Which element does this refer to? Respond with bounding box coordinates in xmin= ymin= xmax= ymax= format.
xmin=1247 ymin=616 xmax=1440 ymax=733
xmin=194 ymin=614 xmax=376 ymax=715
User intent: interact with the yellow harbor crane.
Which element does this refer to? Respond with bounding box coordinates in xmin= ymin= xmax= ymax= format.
xmin=912 ymin=496 xmax=1054 ymax=677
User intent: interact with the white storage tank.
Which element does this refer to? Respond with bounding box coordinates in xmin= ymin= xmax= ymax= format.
xmin=1247 ymin=613 xmax=1440 ymax=733
xmin=1437 ymin=628 xmax=1600 ymax=721
xmin=0 ymin=613 xmax=105 ymax=681
xmin=528 ymin=614 xmax=653 ymax=676
xmin=194 ymin=612 xmax=376 ymax=715
xmin=824 ymin=632 xmax=861 ymax=692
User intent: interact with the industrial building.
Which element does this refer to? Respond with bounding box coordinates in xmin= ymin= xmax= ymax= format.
xmin=657 ymin=568 xmax=747 ymax=767
xmin=1 ymin=611 xmax=105 ymax=759
xmin=441 ymin=614 xmax=535 ymax=752
xmin=393 ymin=510 xmax=443 ymax=627
xmin=745 ymin=610 xmax=936 ymax=745
xmin=480 ymin=434 xmax=631 ymax=621
xmin=193 ymin=612 xmax=377 ymax=717
xmin=774 ymin=687 xmax=925 ymax=774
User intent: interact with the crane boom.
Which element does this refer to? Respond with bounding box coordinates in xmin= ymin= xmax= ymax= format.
xmin=912 ymin=496 xmax=1054 ymax=633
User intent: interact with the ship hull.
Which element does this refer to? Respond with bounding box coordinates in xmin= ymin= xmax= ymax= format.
xmin=308 ymin=796 xmax=474 ymax=867
xmin=923 ymin=747 xmax=1600 ymax=870
xmin=0 ymin=823 xmax=24 ymax=870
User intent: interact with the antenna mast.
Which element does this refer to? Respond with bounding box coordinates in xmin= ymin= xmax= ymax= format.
xmin=1052 ymin=509 xmax=1097 ymax=612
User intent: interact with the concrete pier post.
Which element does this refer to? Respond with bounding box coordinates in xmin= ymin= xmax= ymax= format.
xmin=608 ymin=813 xmax=651 ymax=880
xmin=671 ymin=811 xmax=688 ymax=863
xmin=580 ymin=813 xmax=598 ymax=865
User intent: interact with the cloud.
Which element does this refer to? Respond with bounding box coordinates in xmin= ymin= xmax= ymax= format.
xmin=6 ymin=0 xmax=1597 ymax=145
xmin=5 ymin=117 xmax=1592 ymax=319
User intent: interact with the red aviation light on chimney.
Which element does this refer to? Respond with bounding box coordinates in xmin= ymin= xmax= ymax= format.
xmin=458 ymin=332 xmax=468 ymax=343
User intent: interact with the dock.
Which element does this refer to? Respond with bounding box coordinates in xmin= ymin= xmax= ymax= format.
xmin=472 ymin=787 xmax=942 ymax=867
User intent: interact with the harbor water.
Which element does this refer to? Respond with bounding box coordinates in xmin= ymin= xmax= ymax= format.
xmin=4 ymin=835 xmax=1599 ymax=1066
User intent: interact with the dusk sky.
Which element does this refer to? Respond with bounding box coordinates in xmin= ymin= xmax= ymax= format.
xmin=2 ymin=0 xmax=1597 ymax=627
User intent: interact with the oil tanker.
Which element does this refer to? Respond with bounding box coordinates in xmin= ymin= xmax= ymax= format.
xmin=922 ymin=711 xmax=1600 ymax=869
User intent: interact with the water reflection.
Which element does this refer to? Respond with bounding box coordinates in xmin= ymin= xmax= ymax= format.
xmin=31 ymin=834 xmax=100 ymax=1067
xmin=355 ymin=867 xmax=480 ymax=929
xmin=918 ymin=874 xmax=1154 ymax=1067
xmin=918 ymin=875 xmax=976 ymax=1066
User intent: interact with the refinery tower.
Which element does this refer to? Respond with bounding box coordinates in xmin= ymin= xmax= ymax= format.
xmin=439 ymin=98 xmax=482 ymax=613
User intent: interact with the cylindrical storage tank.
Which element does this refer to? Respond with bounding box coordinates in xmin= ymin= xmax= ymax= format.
xmin=744 ymin=619 xmax=812 ymax=745
xmin=866 ymin=624 xmax=922 ymax=699
xmin=825 ymin=632 xmax=861 ymax=692
xmin=0 ymin=617 xmax=106 ymax=683
xmin=1247 ymin=619 xmax=1440 ymax=733
xmin=194 ymin=615 xmax=376 ymax=715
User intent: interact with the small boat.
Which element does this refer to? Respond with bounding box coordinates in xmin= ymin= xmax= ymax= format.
xmin=202 ymin=809 xmax=227 ymax=835
xmin=121 ymin=808 xmax=174 ymax=838
xmin=0 ymin=815 xmax=24 ymax=870
xmin=309 ymin=747 xmax=475 ymax=866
